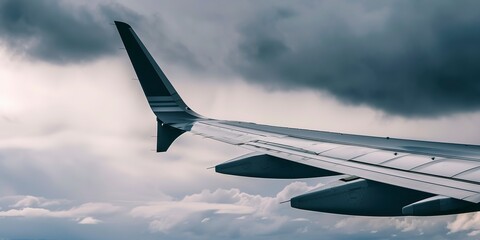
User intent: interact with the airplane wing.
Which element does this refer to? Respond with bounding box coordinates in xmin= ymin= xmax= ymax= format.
xmin=114 ymin=21 xmax=480 ymax=216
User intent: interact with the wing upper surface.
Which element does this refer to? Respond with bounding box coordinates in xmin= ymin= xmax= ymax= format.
xmin=189 ymin=120 xmax=480 ymax=203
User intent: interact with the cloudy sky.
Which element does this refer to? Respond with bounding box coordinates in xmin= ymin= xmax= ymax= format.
xmin=1 ymin=0 xmax=480 ymax=239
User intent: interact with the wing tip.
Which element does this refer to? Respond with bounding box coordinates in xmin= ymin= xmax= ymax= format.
xmin=114 ymin=21 xmax=131 ymax=29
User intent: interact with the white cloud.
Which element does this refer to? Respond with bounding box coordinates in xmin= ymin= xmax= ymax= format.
xmin=130 ymin=182 xmax=325 ymax=236
xmin=8 ymin=195 xmax=64 ymax=208
xmin=447 ymin=212 xmax=480 ymax=236
xmin=11 ymin=196 xmax=42 ymax=208
xmin=334 ymin=216 xmax=451 ymax=236
xmin=291 ymin=218 xmax=309 ymax=222
xmin=0 ymin=202 xmax=120 ymax=220
xmin=0 ymin=207 xmax=53 ymax=218
xmin=131 ymin=201 xmax=255 ymax=218
xmin=78 ymin=216 xmax=102 ymax=225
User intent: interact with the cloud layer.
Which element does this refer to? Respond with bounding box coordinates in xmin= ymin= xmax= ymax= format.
xmin=232 ymin=1 xmax=480 ymax=117
xmin=2 ymin=188 xmax=479 ymax=240
xmin=0 ymin=0 xmax=139 ymax=64
xmin=130 ymin=182 xmax=322 ymax=237
xmin=1 ymin=1 xmax=480 ymax=117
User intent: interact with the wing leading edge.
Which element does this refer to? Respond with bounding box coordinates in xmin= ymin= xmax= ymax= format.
xmin=114 ymin=21 xmax=480 ymax=216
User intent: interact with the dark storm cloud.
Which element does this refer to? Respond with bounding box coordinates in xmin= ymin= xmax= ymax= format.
xmin=232 ymin=1 xmax=480 ymax=117
xmin=0 ymin=0 xmax=140 ymax=64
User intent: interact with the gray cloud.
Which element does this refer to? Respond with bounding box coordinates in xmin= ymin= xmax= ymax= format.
xmin=0 ymin=0 xmax=139 ymax=64
xmin=0 ymin=0 xmax=203 ymax=69
xmin=3 ymin=1 xmax=480 ymax=239
xmin=2 ymin=0 xmax=479 ymax=117
xmin=231 ymin=1 xmax=480 ymax=117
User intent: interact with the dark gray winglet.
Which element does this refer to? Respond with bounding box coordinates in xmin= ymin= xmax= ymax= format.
xmin=156 ymin=119 xmax=185 ymax=152
xmin=114 ymin=21 xmax=204 ymax=151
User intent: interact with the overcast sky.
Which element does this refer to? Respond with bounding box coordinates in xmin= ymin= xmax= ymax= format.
xmin=1 ymin=0 xmax=480 ymax=239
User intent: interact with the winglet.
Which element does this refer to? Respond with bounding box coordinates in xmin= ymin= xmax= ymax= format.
xmin=156 ymin=119 xmax=185 ymax=152
xmin=114 ymin=21 xmax=203 ymax=124
xmin=114 ymin=21 xmax=204 ymax=151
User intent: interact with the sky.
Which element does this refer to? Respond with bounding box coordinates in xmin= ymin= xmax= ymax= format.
xmin=1 ymin=0 xmax=480 ymax=239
